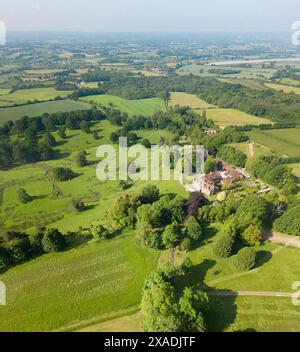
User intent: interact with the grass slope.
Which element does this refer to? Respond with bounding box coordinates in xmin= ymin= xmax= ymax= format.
xmin=0 ymin=233 xmax=158 ymax=332
xmin=265 ymin=83 xmax=300 ymax=95
xmin=248 ymin=128 xmax=300 ymax=157
xmin=81 ymin=94 xmax=165 ymax=116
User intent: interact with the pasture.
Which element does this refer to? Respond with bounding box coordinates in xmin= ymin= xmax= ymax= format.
xmin=81 ymin=94 xmax=165 ymax=116
xmin=0 ymin=99 xmax=93 ymax=125
xmin=0 ymin=87 xmax=70 ymax=106
xmin=248 ymin=128 xmax=300 ymax=157
xmin=170 ymin=92 xmax=215 ymax=110
xmin=206 ymin=108 xmax=271 ymax=128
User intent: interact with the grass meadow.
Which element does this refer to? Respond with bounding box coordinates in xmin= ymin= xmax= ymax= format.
xmin=206 ymin=108 xmax=271 ymax=128
xmin=0 ymin=99 xmax=92 ymax=125
xmin=81 ymin=94 xmax=165 ymax=116
xmin=170 ymin=92 xmax=215 ymax=109
xmin=0 ymin=87 xmax=71 ymax=106
xmin=248 ymin=128 xmax=300 ymax=157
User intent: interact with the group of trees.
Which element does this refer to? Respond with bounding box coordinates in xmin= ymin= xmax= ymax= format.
xmin=141 ymin=269 xmax=209 ymax=332
xmin=0 ymin=228 xmax=66 ymax=271
xmin=273 ymin=203 xmax=300 ymax=236
xmin=248 ymin=155 xmax=297 ymax=195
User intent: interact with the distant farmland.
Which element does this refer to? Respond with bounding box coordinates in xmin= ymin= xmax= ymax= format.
xmin=248 ymin=128 xmax=300 ymax=157
xmin=0 ymin=87 xmax=71 ymax=106
xmin=265 ymin=83 xmax=300 ymax=95
xmin=0 ymin=99 xmax=93 ymax=125
xmin=206 ymin=108 xmax=271 ymax=128
xmin=81 ymin=94 xmax=165 ymax=116
xmin=170 ymin=92 xmax=215 ymax=110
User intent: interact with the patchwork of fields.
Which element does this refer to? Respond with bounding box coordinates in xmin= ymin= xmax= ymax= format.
xmin=81 ymin=94 xmax=165 ymax=116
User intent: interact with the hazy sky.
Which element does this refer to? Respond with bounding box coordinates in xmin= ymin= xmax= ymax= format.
xmin=0 ymin=0 xmax=299 ymax=32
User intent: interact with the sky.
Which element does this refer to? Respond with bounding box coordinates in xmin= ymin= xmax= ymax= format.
xmin=0 ymin=0 xmax=299 ymax=32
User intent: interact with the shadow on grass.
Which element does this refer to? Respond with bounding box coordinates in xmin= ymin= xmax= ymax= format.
xmin=255 ymin=250 xmax=272 ymax=268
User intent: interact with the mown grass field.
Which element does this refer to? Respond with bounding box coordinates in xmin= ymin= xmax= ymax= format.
xmin=291 ymin=163 xmax=300 ymax=177
xmin=248 ymin=128 xmax=300 ymax=157
xmin=0 ymin=99 xmax=92 ymax=125
xmin=0 ymin=87 xmax=71 ymax=106
xmin=265 ymin=83 xmax=300 ymax=95
xmin=206 ymin=108 xmax=271 ymax=128
xmin=0 ymin=233 xmax=158 ymax=332
xmin=170 ymin=92 xmax=215 ymax=110
xmin=81 ymin=94 xmax=165 ymax=116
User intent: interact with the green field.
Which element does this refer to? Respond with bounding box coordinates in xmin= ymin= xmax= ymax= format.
xmin=248 ymin=128 xmax=300 ymax=157
xmin=0 ymin=99 xmax=93 ymax=125
xmin=170 ymin=92 xmax=215 ymax=110
xmin=218 ymin=78 xmax=266 ymax=90
xmin=206 ymin=108 xmax=271 ymax=128
xmin=0 ymin=233 xmax=158 ymax=332
xmin=81 ymin=94 xmax=165 ymax=116
xmin=0 ymin=87 xmax=71 ymax=106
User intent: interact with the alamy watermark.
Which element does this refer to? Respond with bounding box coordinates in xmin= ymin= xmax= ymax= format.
xmin=292 ymin=281 xmax=300 ymax=306
xmin=0 ymin=281 xmax=6 ymax=306
xmin=96 ymin=138 xmax=204 ymax=181
xmin=0 ymin=21 xmax=6 ymax=46
xmin=292 ymin=21 xmax=300 ymax=46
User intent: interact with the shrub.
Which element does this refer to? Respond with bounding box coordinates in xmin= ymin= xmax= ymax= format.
xmin=42 ymin=228 xmax=66 ymax=253
xmin=49 ymin=167 xmax=75 ymax=182
xmin=0 ymin=246 xmax=11 ymax=269
xmin=29 ymin=229 xmax=45 ymax=254
xmin=17 ymin=188 xmax=33 ymax=204
xmin=139 ymin=185 xmax=160 ymax=205
xmin=213 ymin=235 xmax=235 ymax=258
xmin=91 ymin=224 xmax=111 ymax=240
xmin=72 ymin=198 xmax=86 ymax=212
xmin=234 ymin=247 xmax=256 ymax=272
xmin=7 ymin=238 xmax=31 ymax=264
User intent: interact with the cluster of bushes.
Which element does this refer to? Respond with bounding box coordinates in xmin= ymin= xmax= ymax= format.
xmin=0 ymin=228 xmax=66 ymax=271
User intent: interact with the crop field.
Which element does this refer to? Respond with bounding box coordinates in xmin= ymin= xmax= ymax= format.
xmin=248 ymin=128 xmax=300 ymax=157
xmin=206 ymin=108 xmax=272 ymax=128
xmin=81 ymin=94 xmax=165 ymax=116
xmin=0 ymin=87 xmax=71 ymax=106
xmin=0 ymin=233 xmax=158 ymax=332
xmin=265 ymin=83 xmax=300 ymax=95
xmin=170 ymin=92 xmax=215 ymax=110
xmin=0 ymin=99 xmax=93 ymax=125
